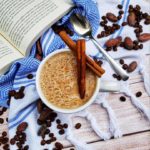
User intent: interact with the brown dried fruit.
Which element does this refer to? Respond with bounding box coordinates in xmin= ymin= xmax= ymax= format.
xmin=127 ymin=12 xmax=136 ymax=26
xmin=106 ymin=13 xmax=118 ymax=22
xmin=138 ymin=33 xmax=150 ymax=42
xmin=17 ymin=122 xmax=28 ymax=132
xmin=105 ymin=36 xmax=122 ymax=48
xmin=127 ymin=61 xmax=137 ymax=73
xmin=124 ymin=37 xmax=134 ymax=50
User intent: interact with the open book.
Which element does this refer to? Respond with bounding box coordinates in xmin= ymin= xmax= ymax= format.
xmin=0 ymin=0 xmax=73 ymax=74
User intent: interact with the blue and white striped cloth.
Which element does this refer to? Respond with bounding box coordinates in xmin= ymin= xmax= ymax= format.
xmin=0 ymin=0 xmax=150 ymax=150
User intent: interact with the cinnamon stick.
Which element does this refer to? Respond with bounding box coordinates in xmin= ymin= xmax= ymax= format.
xmin=77 ymin=40 xmax=86 ymax=99
xmin=58 ymin=30 xmax=105 ymax=77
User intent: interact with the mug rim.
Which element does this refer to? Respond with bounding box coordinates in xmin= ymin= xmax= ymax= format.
xmin=36 ymin=49 xmax=100 ymax=114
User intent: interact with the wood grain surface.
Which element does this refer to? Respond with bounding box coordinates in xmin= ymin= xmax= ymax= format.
xmin=0 ymin=55 xmax=150 ymax=150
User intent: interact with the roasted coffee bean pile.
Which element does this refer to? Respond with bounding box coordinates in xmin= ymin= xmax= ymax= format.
xmin=8 ymin=86 xmax=25 ymax=100
xmin=36 ymin=99 xmax=68 ymax=149
xmin=97 ymin=4 xmax=150 ymax=52
xmin=10 ymin=122 xmax=29 ymax=150
xmin=97 ymin=4 xmax=125 ymax=39
xmin=113 ymin=59 xmax=137 ymax=80
xmin=0 ymin=131 xmax=9 ymax=150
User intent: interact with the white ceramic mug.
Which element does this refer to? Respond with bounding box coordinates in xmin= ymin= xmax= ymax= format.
xmin=36 ymin=49 xmax=121 ymax=113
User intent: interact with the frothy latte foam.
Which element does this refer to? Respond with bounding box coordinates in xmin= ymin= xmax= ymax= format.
xmin=40 ymin=51 xmax=96 ymax=109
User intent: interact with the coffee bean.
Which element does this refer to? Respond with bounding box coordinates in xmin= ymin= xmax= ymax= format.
xmin=10 ymin=138 xmax=16 ymax=145
xmin=122 ymin=22 xmax=127 ymax=26
xmin=2 ymin=131 xmax=7 ymax=137
xmin=0 ymin=118 xmax=4 ymax=124
xmin=127 ymin=61 xmax=137 ymax=73
xmin=117 ymin=4 xmax=123 ymax=9
xmin=75 ymin=123 xmax=81 ymax=129
xmin=24 ymin=145 xmax=29 ymax=150
xmin=70 ymin=149 xmax=75 ymax=150
xmin=46 ymin=140 xmax=51 ymax=144
xmin=38 ymin=124 xmax=47 ymax=137
xmin=55 ymin=142 xmax=63 ymax=149
xmin=119 ymin=10 xmax=124 ymax=15
xmin=120 ymin=96 xmax=126 ymax=102
xmin=41 ymin=140 xmax=46 ymax=145
xmin=139 ymin=44 xmax=143 ymax=49
xmin=49 ymin=133 xmax=54 ymax=137
xmin=119 ymin=59 xmax=124 ymax=65
xmin=57 ymin=124 xmax=63 ymax=129
xmin=136 ymin=91 xmax=142 ymax=97
xmin=27 ymin=74 xmax=33 ymax=79
xmin=106 ymin=13 xmax=118 ymax=22
xmin=117 ymin=75 xmax=122 ymax=81
xmin=112 ymin=74 xmax=118 ymax=78
xmin=63 ymin=123 xmax=68 ymax=129
xmin=59 ymin=129 xmax=65 ymax=135
xmin=56 ymin=119 xmax=61 ymax=124
xmin=122 ymin=64 xmax=128 ymax=70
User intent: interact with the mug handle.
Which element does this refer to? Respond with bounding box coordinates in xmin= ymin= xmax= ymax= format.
xmin=99 ymin=80 xmax=121 ymax=92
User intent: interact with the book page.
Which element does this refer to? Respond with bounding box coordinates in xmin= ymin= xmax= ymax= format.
xmin=0 ymin=34 xmax=23 ymax=75
xmin=0 ymin=0 xmax=72 ymax=56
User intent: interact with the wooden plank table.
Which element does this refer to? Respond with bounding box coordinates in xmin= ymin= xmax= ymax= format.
xmin=0 ymin=54 xmax=150 ymax=150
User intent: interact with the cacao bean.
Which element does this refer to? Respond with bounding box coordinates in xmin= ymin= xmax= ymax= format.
xmin=127 ymin=61 xmax=137 ymax=73
xmin=105 ymin=36 xmax=122 ymax=48
xmin=106 ymin=13 xmax=118 ymax=22
xmin=138 ymin=33 xmax=150 ymax=42
xmin=127 ymin=12 xmax=136 ymax=26
xmin=17 ymin=122 xmax=28 ymax=132
xmin=124 ymin=37 xmax=134 ymax=50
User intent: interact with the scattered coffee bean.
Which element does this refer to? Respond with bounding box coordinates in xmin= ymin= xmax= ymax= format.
xmin=10 ymin=138 xmax=16 ymax=145
xmin=56 ymin=119 xmax=61 ymax=124
xmin=127 ymin=61 xmax=137 ymax=73
xmin=122 ymin=22 xmax=128 ymax=26
xmin=55 ymin=142 xmax=63 ymax=149
xmin=75 ymin=123 xmax=81 ymax=129
xmin=63 ymin=123 xmax=68 ymax=129
xmin=59 ymin=129 xmax=65 ymax=135
xmin=27 ymin=74 xmax=33 ymax=79
xmin=2 ymin=132 xmax=7 ymax=137
xmin=41 ymin=140 xmax=46 ymax=145
xmin=122 ymin=64 xmax=128 ymax=70
xmin=117 ymin=4 xmax=123 ymax=9
xmin=136 ymin=91 xmax=142 ymax=97
xmin=119 ymin=59 xmax=124 ymax=65
xmin=120 ymin=96 xmax=126 ymax=102
xmin=0 ymin=118 xmax=4 ymax=124
xmin=70 ymin=149 xmax=75 ymax=150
